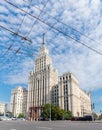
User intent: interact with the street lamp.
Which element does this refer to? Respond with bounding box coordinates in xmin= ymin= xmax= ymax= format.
xmin=100 ymin=111 xmax=102 ymax=120
xmin=48 ymin=66 xmax=51 ymax=121
xmin=49 ymin=92 xmax=51 ymax=121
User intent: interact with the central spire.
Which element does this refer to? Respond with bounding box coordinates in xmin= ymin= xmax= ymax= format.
xmin=42 ymin=33 xmax=45 ymax=45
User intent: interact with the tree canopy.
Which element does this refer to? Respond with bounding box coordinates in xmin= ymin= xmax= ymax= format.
xmin=18 ymin=113 xmax=25 ymax=118
xmin=41 ymin=103 xmax=72 ymax=120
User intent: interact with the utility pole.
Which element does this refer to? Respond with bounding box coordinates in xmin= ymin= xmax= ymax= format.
xmin=48 ymin=66 xmax=51 ymax=121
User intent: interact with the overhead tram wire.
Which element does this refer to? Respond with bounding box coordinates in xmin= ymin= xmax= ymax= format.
xmin=0 ymin=25 xmax=31 ymax=61
xmin=0 ymin=35 xmax=33 ymax=66
xmin=0 ymin=44 xmax=13 ymax=58
xmin=0 ymin=30 xmax=26 ymax=59
xmin=23 ymin=0 xmax=102 ymax=48
xmin=18 ymin=0 xmax=49 ymax=59
xmin=23 ymin=0 xmax=60 ymax=37
xmin=0 ymin=27 xmax=29 ymax=64
xmin=0 ymin=27 xmax=24 ymax=59
xmin=0 ymin=24 xmax=32 ymax=43
xmin=17 ymin=0 xmax=33 ymax=33
xmin=0 ymin=1 xmax=33 ymax=69
xmin=0 ymin=36 xmax=33 ymax=65
xmin=6 ymin=0 xmax=33 ymax=57
xmin=25 ymin=0 xmax=49 ymax=37
xmin=0 ymin=46 xmax=27 ymax=67
xmin=36 ymin=6 xmax=102 ymax=48
xmin=5 ymin=0 xmax=34 ymax=60
xmin=0 ymin=35 xmax=29 ymax=67
xmin=4 ymin=0 xmax=102 ymax=55
xmin=57 ymin=0 xmax=102 ymax=47
xmin=0 ymin=1 xmax=32 ymax=55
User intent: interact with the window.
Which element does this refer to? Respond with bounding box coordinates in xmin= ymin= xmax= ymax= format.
xmin=69 ymin=75 xmax=71 ymax=78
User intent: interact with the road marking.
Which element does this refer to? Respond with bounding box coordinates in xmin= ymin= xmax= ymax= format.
xmin=52 ymin=124 xmax=66 ymax=127
xmin=36 ymin=126 xmax=52 ymax=129
xmin=11 ymin=129 xmax=16 ymax=130
xmin=1 ymin=122 xmax=13 ymax=126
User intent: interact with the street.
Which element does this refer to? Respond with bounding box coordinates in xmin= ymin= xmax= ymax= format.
xmin=0 ymin=120 xmax=102 ymax=130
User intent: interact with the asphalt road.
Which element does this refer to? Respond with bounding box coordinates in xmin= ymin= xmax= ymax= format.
xmin=0 ymin=120 xmax=102 ymax=130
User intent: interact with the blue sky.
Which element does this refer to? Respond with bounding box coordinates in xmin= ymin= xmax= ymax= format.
xmin=0 ymin=0 xmax=102 ymax=113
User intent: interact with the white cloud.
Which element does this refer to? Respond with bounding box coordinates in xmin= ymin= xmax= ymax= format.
xmin=0 ymin=0 xmax=102 ymax=92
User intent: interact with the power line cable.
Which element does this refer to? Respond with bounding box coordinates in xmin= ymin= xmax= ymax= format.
xmin=23 ymin=0 xmax=102 ymax=48
xmin=0 ymin=0 xmax=32 ymax=59
xmin=17 ymin=0 xmax=33 ymax=33
xmin=6 ymin=0 xmax=33 ymax=60
xmin=0 ymin=24 xmax=32 ymax=43
xmin=0 ymin=44 xmax=13 ymax=58
xmin=3 ymin=0 xmax=102 ymax=55
xmin=26 ymin=0 xmax=49 ymax=37
xmin=57 ymin=0 xmax=102 ymax=47
xmin=0 ymin=29 xmax=24 ymax=56
xmin=0 ymin=36 xmax=33 ymax=69
xmin=40 ymin=6 xmax=102 ymax=48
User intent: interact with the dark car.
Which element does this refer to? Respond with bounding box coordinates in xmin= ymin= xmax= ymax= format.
xmin=82 ymin=115 xmax=94 ymax=121
xmin=71 ymin=115 xmax=94 ymax=121
xmin=71 ymin=117 xmax=79 ymax=121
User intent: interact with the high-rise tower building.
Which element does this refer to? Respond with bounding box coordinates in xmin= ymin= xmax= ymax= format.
xmin=27 ymin=37 xmax=92 ymax=120
xmin=27 ymin=38 xmax=58 ymax=120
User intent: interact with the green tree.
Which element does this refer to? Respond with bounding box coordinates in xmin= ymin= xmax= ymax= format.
xmin=41 ymin=104 xmax=50 ymax=119
xmin=18 ymin=113 xmax=25 ymax=118
xmin=64 ymin=111 xmax=72 ymax=120
xmin=41 ymin=104 xmax=69 ymax=120
xmin=99 ymin=114 xmax=102 ymax=120
xmin=93 ymin=112 xmax=98 ymax=120
xmin=55 ymin=106 xmax=64 ymax=120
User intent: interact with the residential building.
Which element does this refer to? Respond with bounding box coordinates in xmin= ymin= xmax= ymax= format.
xmin=27 ymin=38 xmax=92 ymax=120
xmin=10 ymin=86 xmax=27 ymax=117
xmin=0 ymin=103 xmax=7 ymax=114
xmin=52 ymin=72 xmax=92 ymax=117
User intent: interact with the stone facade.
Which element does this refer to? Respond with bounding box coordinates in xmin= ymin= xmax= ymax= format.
xmin=0 ymin=103 xmax=7 ymax=114
xmin=27 ymin=42 xmax=58 ymax=120
xmin=27 ymin=40 xmax=92 ymax=120
xmin=10 ymin=86 xmax=27 ymax=117
xmin=52 ymin=72 xmax=92 ymax=117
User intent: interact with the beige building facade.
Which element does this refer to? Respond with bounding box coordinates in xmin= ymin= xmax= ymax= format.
xmin=27 ymin=40 xmax=92 ymax=120
xmin=0 ymin=103 xmax=7 ymax=114
xmin=52 ymin=72 xmax=92 ymax=117
xmin=10 ymin=86 xmax=27 ymax=117
xmin=27 ymin=41 xmax=58 ymax=120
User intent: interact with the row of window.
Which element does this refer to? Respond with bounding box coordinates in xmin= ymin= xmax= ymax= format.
xmin=60 ymin=75 xmax=71 ymax=81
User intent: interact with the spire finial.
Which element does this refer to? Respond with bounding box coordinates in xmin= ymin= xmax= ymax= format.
xmin=42 ymin=33 xmax=45 ymax=45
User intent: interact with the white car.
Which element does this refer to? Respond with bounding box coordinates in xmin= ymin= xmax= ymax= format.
xmin=0 ymin=116 xmax=12 ymax=121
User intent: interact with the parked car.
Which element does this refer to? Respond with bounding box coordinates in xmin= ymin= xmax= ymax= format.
xmin=11 ymin=117 xmax=17 ymax=120
xmin=71 ymin=117 xmax=79 ymax=121
xmin=71 ymin=115 xmax=94 ymax=121
xmin=0 ymin=116 xmax=12 ymax=121
xmin=81 ymin=115 xmax=94 ymax=121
